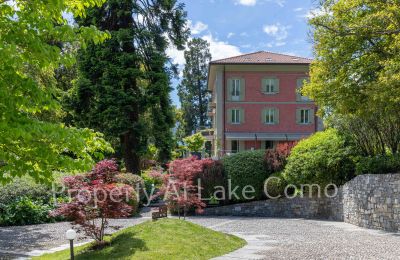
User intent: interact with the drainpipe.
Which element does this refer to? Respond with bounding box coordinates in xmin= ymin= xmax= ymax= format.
xmin=223 ymin=65 xmax=226 ymax=156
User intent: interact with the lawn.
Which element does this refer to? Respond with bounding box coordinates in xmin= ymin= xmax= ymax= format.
xmin=36 ymin=218 xmax=246 ymax=260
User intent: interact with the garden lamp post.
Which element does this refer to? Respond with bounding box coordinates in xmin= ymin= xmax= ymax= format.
xmin=66 ymin=229 xmax=77 ymax=260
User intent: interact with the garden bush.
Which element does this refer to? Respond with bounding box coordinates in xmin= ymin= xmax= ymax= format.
xmin=0 ymin=197 xmax=57 ymax=226
xmin=355 ymin=154 xmax=400 ymax=175
xmin=0 ymin=177 xmax=53 ymax=205
xmin=264 ymin=142 xmax=297 ymax=174
xmin=197 ymin=160 xmax=227 ymax=203
xmin=222 ymin=150 xmax=268 ymax=202
xmin=264 ymin=172 xmax=288 ymax=198
xmin=284 ymin=128 xmax=356 ymax=187
xmin=115 ymin=173 xmax=145 ymax=202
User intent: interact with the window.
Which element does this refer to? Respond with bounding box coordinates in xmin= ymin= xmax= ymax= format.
xmin=264 ymin=78 xmax=275 ymax=94
xmin=231 ymin=79 xmax=240 ymax=101
xmin=265 ymin=141 xmax=274 ymax=150
xmin=231 ymin=109 xmax=240 ymax=124
xmin=262 ymin=78 xmax=279 ymax=94
xmin=300 ymin=109 xmax=310 ymax=124
xmin=231 ymin=140 xmax=239 ymax=153
xmin=265 ymin=108 xmax=275 ymax=124
xmin=297 ymin=78 xmax=310 ymax=101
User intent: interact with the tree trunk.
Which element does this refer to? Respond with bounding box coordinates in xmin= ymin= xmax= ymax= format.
xmin=121 ymin=132 xmax=140 ymax=175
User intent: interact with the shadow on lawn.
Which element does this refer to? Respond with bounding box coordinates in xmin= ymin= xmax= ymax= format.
xmin=76 ymin=231 xmax=148 ymax=259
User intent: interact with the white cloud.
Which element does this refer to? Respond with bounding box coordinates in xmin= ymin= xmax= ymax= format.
xmin=235 ymin=0 xmax=257 ymax=6
xmin=294 ymin=7 xmax=303 ymax=12
xmin=302 ymin=7 xmax=331 ymax=19
xmin=202 ymin=34 xmax=242 ymax=61
xmin=263 ymin=23 xmax=290 ymax=41
xmin=235 ymin=0 xmax=284 ymax=7
xmin=240 ymin=32 xmax=249 ymax=37
xmin=227 ymin=32 xmax=235 ymax=38
xmin=188 ymin=20 xmax=208 ymax=35
xmin=166 ymin=46 xmax=185 ymax=67
xmin=167 ymin=34 xmax=242 ymax=66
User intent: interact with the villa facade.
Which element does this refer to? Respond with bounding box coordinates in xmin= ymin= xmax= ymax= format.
xmin=206 ymin=51 xmax=323 ymax=157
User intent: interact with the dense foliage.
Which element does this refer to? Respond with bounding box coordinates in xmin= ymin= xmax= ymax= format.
xmin=284 ymin=129 xmax=356 ymax=187
xmin=355 ymin=154 xmax=400 ymax=176
xmin=70 ymin=0 xmax=189 ymax=174
xmin=52 ymin=160 xmax=134 ymax=242
xmin=264 ymin=142 xmax=297 ymax=174
xmin=158 ymin=157 xmax=210 ymax=218
xmin=0 ymin=197 xmax=57 ymax=226
xmin=305 ymin=0 xmax=400 ymax=156
xmin=222 ymin=150 xmax=268 ymax=201
xmin=197 ymin=160 xmax=227 ymax=203
xmin=0 ymin=0 xmax=112 ymax=183
xmin=264 ymin=172 xmax=288 ymax=199
xmin=178 ymin=38 xmax=212 ymax=135
xmin=183 ymin=132 xmax=206 ymax=153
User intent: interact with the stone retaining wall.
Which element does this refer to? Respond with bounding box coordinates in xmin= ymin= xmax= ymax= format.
xmin=201 ymin=174 xmax=400 ymax=232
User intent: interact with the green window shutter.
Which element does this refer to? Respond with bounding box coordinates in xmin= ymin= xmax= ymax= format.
xmin=296 ymin=109 xmax=301 ymax=124
xmin=274 ymin=78 xmax=280 ymax=94
xmin=239 ymin=108 xmax=245 ymax=123
xmin=227 ymin=108 xmax=232 ymax=124
xmin=274 ymin=108 xmax=280 ymax=124
xmin=240 ymin=78 xmax=245 ymax=101
xmin=261 ymin=108 xmax=266 ymax=123
xmin=296 ymin=79 xmax=302 ymax=101
xmin=261 ymin=78 xmax=267 ymax=93
xmin=310 ymin=108 xmax=315 ymax=124
xmin=227 ymin=78 xmax=233 ymax=101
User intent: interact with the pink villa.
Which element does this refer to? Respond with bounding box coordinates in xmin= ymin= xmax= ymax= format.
xmin=206 ymin=51 xmax=323 ymax=157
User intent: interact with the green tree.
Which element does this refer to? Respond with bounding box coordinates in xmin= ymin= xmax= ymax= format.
xmin=71 ymin=0 xmax=188 ymax=174
xmin=178 ymin=38 xmax=212 ymax=135
xmin=183 ymin=132 xmax=205 ymax=153
xmin=0 ymin=0 xmax=112 ymax=183
xmin=304 ymin=0 xmax=400 ymax=154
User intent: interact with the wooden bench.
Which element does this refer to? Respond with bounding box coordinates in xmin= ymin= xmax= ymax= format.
xmin=152 ymin=205 xmax=168 ymax=220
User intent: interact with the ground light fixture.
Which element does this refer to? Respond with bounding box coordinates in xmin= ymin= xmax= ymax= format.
xmin=65 ymin=229 xmax=77 ymax=260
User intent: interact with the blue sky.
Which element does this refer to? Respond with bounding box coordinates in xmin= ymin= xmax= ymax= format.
xmin=168 ymin=0 xmax=320 ymax=106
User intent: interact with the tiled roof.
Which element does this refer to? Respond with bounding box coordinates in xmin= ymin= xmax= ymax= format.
xmin=210 ymin=51 xmax=312 ymax=64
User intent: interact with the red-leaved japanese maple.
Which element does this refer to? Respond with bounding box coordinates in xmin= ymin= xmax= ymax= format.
xmin=51 ymin=159 xmax=134 ymax=243
xmin=157 ymin=157 xmax=211 ymax=219
xmin=264 ymin=142 xmax=297 ymax=173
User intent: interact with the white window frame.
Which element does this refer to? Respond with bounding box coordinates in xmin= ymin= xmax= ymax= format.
xmin=264 ymin=78 xmax=275 ymax=94
xmin=265 ymin=108 xmax=275 ymax=124
xmin=231 ymin=109 xmax=240 ymax=124
xmin=300 ymin=109 xmax=310 ymax=124
xmin=231 ymin=79 xmax=240 ymax=101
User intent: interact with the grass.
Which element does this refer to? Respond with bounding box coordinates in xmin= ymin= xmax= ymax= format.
xmin=36 ymin=218 xmax=246 ymax=260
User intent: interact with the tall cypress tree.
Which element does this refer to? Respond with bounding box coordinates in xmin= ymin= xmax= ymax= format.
xmin=71 ymin=0 xmax=188 ymax=174
xmin=178 ymin=38 xmax=212 ymax=135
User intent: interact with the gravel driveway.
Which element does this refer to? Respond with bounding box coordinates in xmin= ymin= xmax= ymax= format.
xmin=2 ymin=212 xmax=400 ymax=259
xmin=187 ymin=216 xmax=400 ymax=260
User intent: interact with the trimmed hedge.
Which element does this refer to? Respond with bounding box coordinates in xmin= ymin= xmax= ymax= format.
xmin=222 ymin=150 xmax=268 ymax=201
xmin=284 ymin=129 xmax=356 ymax=187
xmin=264 ymin=172 xmax=288 ymax=198
xmin=355 ymin=154 xmax=400 ymax=175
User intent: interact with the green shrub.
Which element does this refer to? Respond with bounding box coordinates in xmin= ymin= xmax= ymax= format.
xmin=0 ymin=177 xmax=53 ymax=205
xmin=115 ymin=173 xmax=145 ymax=204
xmin=284 ymin=129 xmax=356 ymax=187
xmin=222 ymin=150 xmax=268 ymax=201
xmin=0 ymin=197 xmax=57 ymax=226
xmin=355 ymin=154 xmax=400 ymax=175
xmin=264 ymin=172 xmax=288 ymax=198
